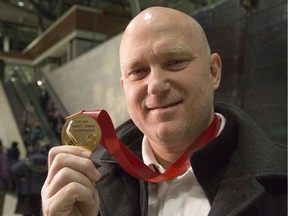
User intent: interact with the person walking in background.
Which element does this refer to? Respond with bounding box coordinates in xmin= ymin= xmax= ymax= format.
xmin=7 ymin=141 xmax=20 ymax=193
xmin=30 ymin=119 xmax=43 ymax=150
xmin=0 ymin=139 xmax=11 ymax=216
xmin=7 ymin=141 xmax=20 ymax=165
xmin=22 ymin=101 xmax=36 ymax=135
xmin=39 ymin=89 xmax=50 ymax=112
xmin=11 ymin=142 xmax=49 ymax=216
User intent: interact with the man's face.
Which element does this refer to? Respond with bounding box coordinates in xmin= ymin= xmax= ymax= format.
xmin=120 ymin=16 xmax=221 ymax=146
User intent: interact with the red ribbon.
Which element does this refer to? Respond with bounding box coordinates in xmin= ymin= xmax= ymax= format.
xmin=68 ymin=110 xmax=221 ymax=182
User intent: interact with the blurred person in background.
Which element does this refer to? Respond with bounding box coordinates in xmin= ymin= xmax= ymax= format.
xmin=22 ymin=101 xmax=36 ymax=135
xmin=7 ymin=141 xmax=20 ymax=193
xmin=7 ymin=141 xmax=20 ymax=165
xmin=11 ymin=142 xmax=49 ymax=216
xmin=0 ymin=139 xmax=10 ymax=216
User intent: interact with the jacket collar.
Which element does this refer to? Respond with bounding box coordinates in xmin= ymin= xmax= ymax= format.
xmin=191 ymin=103 xmax=286 ymax=215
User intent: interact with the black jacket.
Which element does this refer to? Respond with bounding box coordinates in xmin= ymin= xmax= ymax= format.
xmin=92 ymin=103 xmax=287 ymax=216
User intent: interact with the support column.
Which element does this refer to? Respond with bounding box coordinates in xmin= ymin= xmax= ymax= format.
xmin=128 ymin=0 xmax=141 ymax=17
xmin=3 ymin=34 xmax=10 ymax=52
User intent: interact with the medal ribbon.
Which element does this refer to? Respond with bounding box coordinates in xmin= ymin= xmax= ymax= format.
xmin=71 ymin=110 xmax=220 ymax=182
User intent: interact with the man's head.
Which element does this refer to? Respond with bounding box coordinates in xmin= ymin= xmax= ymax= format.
xmin=120 ymin=7 xmax=221 ymax=147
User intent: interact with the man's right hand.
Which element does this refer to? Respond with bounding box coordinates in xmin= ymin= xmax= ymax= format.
xmin=41 ymin=146 xmax=101 ymax=216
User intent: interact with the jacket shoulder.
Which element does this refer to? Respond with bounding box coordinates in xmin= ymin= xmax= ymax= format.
xmin=116 ymin=119 xmax=143 ymax=146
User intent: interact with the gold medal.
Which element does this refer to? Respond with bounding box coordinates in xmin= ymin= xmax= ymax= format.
xmin=61 ymin=114 xmax=102 ymax=152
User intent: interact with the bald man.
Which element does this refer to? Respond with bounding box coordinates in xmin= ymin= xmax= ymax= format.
xmin=41 ymin=7 xmax=287 ymax=216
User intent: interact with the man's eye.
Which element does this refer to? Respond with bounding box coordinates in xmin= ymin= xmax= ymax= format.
xmin=169 ymin=60 xmax=184 ymax=65
xmin=128 ymin=68 xmax=149 ymax=80
xmin=166 ymin=59 xmax=188 ymax=71
xmin=134 ymin=68 xmax=148 ymax=74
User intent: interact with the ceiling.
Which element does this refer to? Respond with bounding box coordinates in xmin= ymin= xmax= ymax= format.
xmin=0 ymin=0 xmax=221 ymax=53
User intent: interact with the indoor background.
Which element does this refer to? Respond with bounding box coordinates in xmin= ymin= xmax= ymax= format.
xmin=0 ymin=0 xmax=286 ymax=164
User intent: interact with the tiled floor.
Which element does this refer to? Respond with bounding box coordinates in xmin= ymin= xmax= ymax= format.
xmin=3 ymin=193 xmax=20 ymax=216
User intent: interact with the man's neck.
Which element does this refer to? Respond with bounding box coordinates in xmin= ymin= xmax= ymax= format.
xmin=148 ymin=140 xmax=192 ymax=169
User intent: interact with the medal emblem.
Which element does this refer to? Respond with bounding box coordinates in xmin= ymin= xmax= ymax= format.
xmin=61 ymin=114 xmax=102 ymax=152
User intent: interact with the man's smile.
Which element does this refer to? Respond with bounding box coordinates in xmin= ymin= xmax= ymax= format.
xmin=147 ymin=100 xmax=183 ymax=111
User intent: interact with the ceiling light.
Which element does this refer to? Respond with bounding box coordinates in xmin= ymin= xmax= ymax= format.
xmin=37 ymin=80 xmax=43 ymax=86
xmin=18 ymin=1 xmax=25 ymax=7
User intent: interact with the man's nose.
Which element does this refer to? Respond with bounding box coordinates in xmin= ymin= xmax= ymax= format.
xmin=147 ymin=68 xmax=171 ymax=96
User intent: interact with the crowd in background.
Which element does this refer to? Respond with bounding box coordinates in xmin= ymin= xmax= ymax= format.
xmin=0 ymin=138 xmax=49 ymax=216
xmin=0 ymin=88 xmax=67 ymax=215
xmin=22 ymin=89 xmax=65 ymax=154
xmin=0 ymin=88 xmax=66 ymax=215
xmin=39 ymin=89 xmax=65 ymax=142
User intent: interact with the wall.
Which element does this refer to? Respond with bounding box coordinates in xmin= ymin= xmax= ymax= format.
xmin=193 ymin=0 xmax=287 ymax=144
xmin=44 ymin=34 xmax=129 ymax=127
xmin=243 ymin=0 xmax=286 ymax=144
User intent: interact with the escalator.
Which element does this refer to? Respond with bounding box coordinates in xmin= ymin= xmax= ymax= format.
xmin=3 ymin=65 xmax=68 ymax=153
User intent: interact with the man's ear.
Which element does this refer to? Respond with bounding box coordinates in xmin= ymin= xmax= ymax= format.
xmin=120 ymin=77 xmax=124 ymax=88
xmin=210 ymin=53 xmax=222 ymax=90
